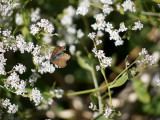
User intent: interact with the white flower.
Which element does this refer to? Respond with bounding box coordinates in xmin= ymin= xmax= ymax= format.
xmin=69 ymin=45 xmax=76 ymax=55
xmin=101 ymin=57 xmax=112 ymax=68
xmin=29 ymin=72 xmax=40 ymax=87
xmin=103 ymin=4 xmax=113 ymax=15
xmin=67 ymin=26 xmax=76 ymax=34
xmin=132 ymin=21 xmax=143 ymax=30
xmin=95 ymin=50 xmax=105 ymax=59
xmin=126 ymin=61 xmax=130 ymax=66
xmin=31 ymin=8 xmax=40 ymax=22
xmin=88 ymin=32 xmax=96 ymax=39
xmin=30 ymin=88 xmax=43 ymax=106
xmin=38 ymin=61 xmax=55 ymax=74
xmin=1 ymin=98 xmax=18 ymax=114
xmin=13 ymin=63 xmax=26 ymax=74
xmin=77 ymin=29 xmax=84 ymax=38
xmin=42 ymin=35 xmax=52 ymax=44
xmin=2 ymin=29 xmax=11 ymax=37
xmin=66 ymin=6 xmax=76 ymax=16
xmin=30 ymin=24 xmax=40 ymax=35
xmin=76 ymin=6 xmax=89 ymax=16
xmin=61 ymin=15 xmax=73 ymax=26
xmin=32 ymin=45 xmax=41 ymax=56
xmin=95 ymin=39 xmax=102 ymax=45
xmin=96 ymin=65 xmax=100 ymax=71
xmin=105 ymin=22 xmax=113 ymax=32
xmin=1 ymin=98 xmax=11 ymax=108
xmin=16 ymin=34 xmax=26 ymax=53
xmin=88 ymin=102 xmax=97 ymax=110
xmin=50 ymin=89 xmax=64 ymax=99
xmin=95 ymin=13 xmax=105 ymax=22
xmin=114 ymin=39 xmax=124 ymax=46
xmin=104 ymin=107 xmax=113 ymax=118
xmin=0 ymin=42 xmax=5 ymax=53
xmin=7 ymin=104 xmax=18 ymax=114
xmin=139 ymin=48 xmax=148 ymax=56
xmin=5 ymin=72 xmax=20 ymax=89
xmin=119 ymin=22 xmax=128 ymax=32
xmin=15 ymin=13 xmax=23 ymax=25
xmin=122 ymin=0 xmax=135 ymax=12
xmin=25 ymin=42 xmax=34 ymax=53
xmin=0 ymin=53 xmax=7 ymax=75
xmin=15 ymin=80 xmax=27 ymax=95
xmin=131 ymin=70 xmax=136 ymax=76
xmin=116 ymin=4 xmax=121 ymax=10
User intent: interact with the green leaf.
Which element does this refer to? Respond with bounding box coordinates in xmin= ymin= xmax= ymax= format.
xmin=77 ymin=56 xmax=92 ymax=71
xmin=94 ymin=114 xmax=107 ymax=120
xmin=132 ymin=78 xmax=150 ymax=103
xmin=89 ymin=92 xmax=98 ymax=105
xmin=152 ymin=0 xmax=160 ymax=3
xmin=109 ymin=73 xmax=128 ymax=89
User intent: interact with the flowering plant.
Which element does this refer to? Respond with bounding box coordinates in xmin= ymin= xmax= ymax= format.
xmin=0 ymin=0 xmax=160 ymax=119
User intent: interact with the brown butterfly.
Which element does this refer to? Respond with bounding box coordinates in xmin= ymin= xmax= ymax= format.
xmin=50 ymin=46 xmax=70 ymax=68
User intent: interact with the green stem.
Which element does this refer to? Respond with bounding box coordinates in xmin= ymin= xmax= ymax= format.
xmin=141 ymin=11 xmax=160 ymax=17
xmin=101 ymin=68 xmax=112 ymax=107
xmin=91 ymin=65 xmax=103 ymax=113
xmin=66 ymin=84 xmax=108 ymax=96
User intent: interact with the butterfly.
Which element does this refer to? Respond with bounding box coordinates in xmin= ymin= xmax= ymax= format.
xmin=50 ymin=46 xmax=70 ymax=68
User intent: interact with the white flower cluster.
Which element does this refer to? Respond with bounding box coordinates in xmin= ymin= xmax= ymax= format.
xmin=30 ymin=19 xmax=54 ymax=35
xmin=15 ymin=13 xmax=23 ymax=25
xmin=88 ymin=102 xmax=97 ymax=110
xmin=32 ymin=46 xmax=55 ymax=74
xmin=50 ymin=89 xmax=64 ymax=99
xmin=77 ymin=29 xmax=84 ymax=39
xmin=122 ymin=0 xmax=135 ymax=12
xmin=28 ymin=69 xmax=40 ymax=87
xmin=132 ymin=21 xmax=143 ymax=30
xmin=0 ymin=0 xmax=13 ymax=17
xmin=0 ymin=53 xmax=7 ymax=75
xmin=89 ymin=32 xmax=112 ymax=69
xmin=91 ymin=13 xmax=128 ymax=46
xmin=61 ymin=6 xmax=75 ymax=26
xmin=103 ymin=107 xmax=113 ymax=118
xmin=37 ymin=98 xmax=54 ymax=110
xmin=101 ymin=0 xmax=114 ymax=15
xmin=137 ymin=48 xmax=156 ymax=66
xmin=76 ymin=0 xmax=90 ymax=16
xmin=31 ymin=8 xmax=40 ymax=22
xmin=13 ymin=63 xmax=26 ymax=74
xmin=5 ymin=72 xmax=27 ymax=95
xmin=1 ymin=98 xmax=18 ymax=114
xmin=29 ymin=88 xmax=43 ymax=106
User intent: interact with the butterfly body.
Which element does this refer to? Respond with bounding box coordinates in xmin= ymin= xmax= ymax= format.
xmin=50 ymin=46 xmax=70 ymax=68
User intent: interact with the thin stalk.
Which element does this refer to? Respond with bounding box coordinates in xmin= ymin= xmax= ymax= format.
xmin=101 ymin=68 xmax=112 ymax=107
xmin=109 ymin=57 xmax=139 ymax=86
xmin=66 ymin=84 xmax=108 ymax=96
xmin=141 ymin=11 xmax=160 ymax=17
xmin=90 ymin=65 xmax=103 ymax=113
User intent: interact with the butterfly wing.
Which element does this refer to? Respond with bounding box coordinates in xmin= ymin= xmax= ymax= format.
xmin=51 ymin=46 xmax=66 ymax=57
xmin=51 ymin=53 xmax=70 ymax=68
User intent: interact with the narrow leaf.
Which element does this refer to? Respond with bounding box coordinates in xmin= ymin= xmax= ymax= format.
xmin=109 ymin=73 xmax=128 ymax=89
xmin=89 ymin=92 xmax=98 ymax=105
xmin=94 ymin=114 xmax=107 ymax=120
